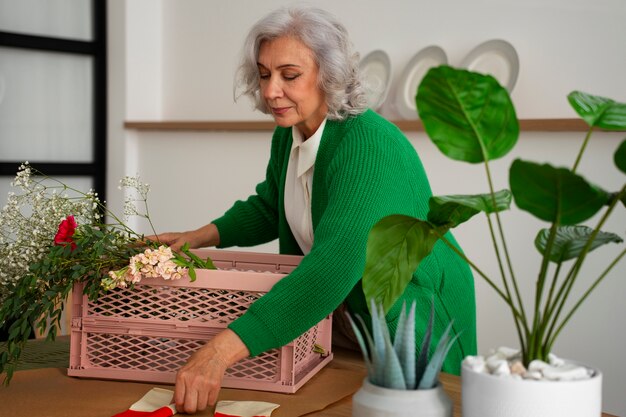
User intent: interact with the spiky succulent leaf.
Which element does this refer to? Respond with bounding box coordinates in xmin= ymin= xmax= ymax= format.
xmin=416 ymin=65 xmax=519 ymax=163
xmin=567 ymin=91 xmax=626 ymax=130
xmin=394 ymin=301 xmax=416 ymax=389
xmin=510 ymin=159 xmax=610 ymax=224
xmin=353 ymin=313 xmax=385 ymax=386
xmin=535 ymin=225 xmax=623 ymax=262
xmin=349 ymin=300 xmax=459 ymax=390
xmin=393 ymin=301 xmax=407 ymax=350
xmin=370 ymin=299 xmax=387 ymax=385
xmin=415 ymin=299 xmax=435 ymax=386
xmin=417 ymin=322 xmax=462 ymax=389
xmin=383 ymin=324 xmax=407 ymax=389
xmin=345 ymin=313 xmax=374 ymax=378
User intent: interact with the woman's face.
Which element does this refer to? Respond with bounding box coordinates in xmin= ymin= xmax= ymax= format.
xmin=258 ymin=36 xmax=328 ymax=139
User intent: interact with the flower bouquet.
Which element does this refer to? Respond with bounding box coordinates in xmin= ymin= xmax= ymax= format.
xmin=0 ymin=163 xmax=214 ymax=383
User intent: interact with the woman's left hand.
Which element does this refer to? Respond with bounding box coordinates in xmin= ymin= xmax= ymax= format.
xmin=174 ymin=329 xmax=249 ymax=413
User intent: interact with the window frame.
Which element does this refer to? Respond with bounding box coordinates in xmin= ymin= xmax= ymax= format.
xmin=0 ymin=0 xmax=107 ymax=202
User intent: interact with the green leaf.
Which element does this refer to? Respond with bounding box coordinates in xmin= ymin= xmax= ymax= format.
xmin=615 ymin=139 xmax=626 ymax=174
xmin=568 ymin=91 xmax=626 ymax=130
xmin=416 ymin=65 xmax=519 ymax=163
xmin=188 ymin=267 xmax=197 ymax=282
xmin=8 ymin=324 xmax=20 ymax=340
xmin=428 ymin=190 xmax=512 ymax=227
xmin=510 ymin=159 xmax=610 ymax=224
xmin=363 ymin=215 xmax=441 ymax=313
xmin=182 ymin=247 xmax=215 ymax=270
xmin=535 ymin=225 xmax=623 ymax=262
xmin=203 ymin=257 xmax=216 ymax=270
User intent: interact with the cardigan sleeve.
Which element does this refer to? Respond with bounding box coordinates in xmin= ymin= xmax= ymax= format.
xmin=228 ymin=117 xmax=432 ymax=355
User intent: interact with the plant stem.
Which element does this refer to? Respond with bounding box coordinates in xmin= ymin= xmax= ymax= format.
xmin=482 ymin=160 xmax=528 ymax=348
xmin=141 ymin=198 xmax=159 ymax=239
xmin=536 ymin=260 xmax=563 ymax=352
xmin=530 ymin=221 xmax=559 ymax=360
xmin=546 ymin=248 xmax=626 ymax=353
xmin=436 ymin=233 xmax=525 ymax=326
xmin=482 ymin=161 xmax=514 ymax=301
xmin=544 ymin=184 xmax=625 ymax=348
xmin=572 ymin=127 xmax=594 ymax=174
xmin=543 ymin=261 xmax=563 ymax=320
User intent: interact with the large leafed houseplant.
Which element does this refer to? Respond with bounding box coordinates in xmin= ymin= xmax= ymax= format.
xmin=363 ymin=65 xmax=626 ymax=369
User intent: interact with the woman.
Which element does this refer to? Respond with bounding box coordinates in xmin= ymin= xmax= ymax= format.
xmin=156 ymin=6 xmax=476 ymax=413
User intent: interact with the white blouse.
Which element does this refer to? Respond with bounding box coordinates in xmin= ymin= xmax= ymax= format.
xmin=284 ymin=119 xmax=327 ymax=255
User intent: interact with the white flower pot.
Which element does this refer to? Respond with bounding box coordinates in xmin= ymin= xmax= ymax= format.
xmin=352 ymin=378 xmax=452 ymax=417
xmin=462 ymin=361 xmax=602 ymax=417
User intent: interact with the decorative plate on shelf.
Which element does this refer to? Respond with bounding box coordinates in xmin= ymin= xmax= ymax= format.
xmin=394 ymin=45 xmax=448 ymax=120
xmin=359 ymin=50 xmax=392 ymax=110
xmin=460 ymin=39 xmax=520 ymax=92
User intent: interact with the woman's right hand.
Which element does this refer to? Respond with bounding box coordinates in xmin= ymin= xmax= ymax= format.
xmin=146 ymin=224 xmax=220 ymax=252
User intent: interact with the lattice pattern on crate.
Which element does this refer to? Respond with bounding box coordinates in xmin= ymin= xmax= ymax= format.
xmin=226 ymin=351 xmax=281 ymax=382
xmin=294 ymin=326 xmax=319 ymax=369
xmin=85 ymin=332 xmax=280 ymax=382
xmin=87 ymin=286 xmax=265 ymax=324
xmin=86 ymin=333 xmax=201 ymax=372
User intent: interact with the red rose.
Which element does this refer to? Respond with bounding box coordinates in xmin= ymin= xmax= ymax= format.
xmin=54 ymin=215 xmax=77 ymax=250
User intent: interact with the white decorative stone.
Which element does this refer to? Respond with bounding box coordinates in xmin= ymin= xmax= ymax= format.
xmin=496 ymin=346 xmax=521 ymax=360
xmin=542 ymin=363 xmax=591 ymax=381
xmin=462 ymin=348 xmax=595 ymax=384
xmin=548 ymin=353 xmax=565 ymax=367
xmin=523 ymin=370 xmax=543 ymax=380
xmin=527 ymin=359 xmax=550 ymax=373
xmin=463 ymin=355 xmax=486 ymax=373
xmin=486 ymin=358 xmax=510 ymax=376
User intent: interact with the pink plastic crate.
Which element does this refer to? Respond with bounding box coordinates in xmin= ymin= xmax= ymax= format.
xmin=68 ymin=249 xmax=333 ymax=393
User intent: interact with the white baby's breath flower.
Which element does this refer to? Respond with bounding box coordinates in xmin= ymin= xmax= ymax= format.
xmin=119 ymin=175 xmax=152 ymax=222
xmin=0 ymin=163 xmax=101 ymax=300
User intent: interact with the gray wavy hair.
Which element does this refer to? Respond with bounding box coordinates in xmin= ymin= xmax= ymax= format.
xmin=235 ymin=6 xmax=368 ymax=120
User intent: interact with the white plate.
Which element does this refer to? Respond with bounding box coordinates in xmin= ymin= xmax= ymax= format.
xmin=394 ymin=45 xmax=448 ymax=120
xmin=359 ymin=50 xmax=392 ymax=110
xmin=460 ymin=39 xmax=519 ymax=92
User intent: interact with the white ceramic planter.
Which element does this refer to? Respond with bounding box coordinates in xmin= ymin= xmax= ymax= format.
xmin=352 ymin=378 xmax=452 ymax=417
xmin=462 ymin=361 xmax=602 ymax=417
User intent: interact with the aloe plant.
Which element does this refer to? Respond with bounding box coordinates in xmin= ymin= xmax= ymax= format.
xmin=363 ymin=65 xmax=626 ymax=366
xmin=347 ymin=299 xmax=460 ymax=390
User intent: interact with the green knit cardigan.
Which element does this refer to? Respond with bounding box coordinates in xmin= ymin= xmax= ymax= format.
xmin=213 ymin=110 xmax=476 ymax=374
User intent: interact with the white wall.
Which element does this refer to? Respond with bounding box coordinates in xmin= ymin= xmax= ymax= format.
xmin=108 ymin=1 xmax=626 ymax=414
